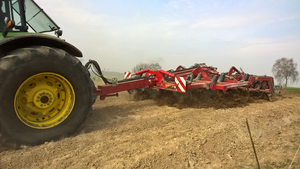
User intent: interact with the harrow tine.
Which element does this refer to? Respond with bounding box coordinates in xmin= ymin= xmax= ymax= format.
xmin=195 ymin=73 xmax=202 ymax=80
xmin=206 ymin=75 xmax=218 ymax=90
xmin=266 ymin=93 xmax=273 ymax=102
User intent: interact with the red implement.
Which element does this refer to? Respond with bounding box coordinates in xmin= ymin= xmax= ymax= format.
xmin=86 ymin=61 xmax=274 ymax=100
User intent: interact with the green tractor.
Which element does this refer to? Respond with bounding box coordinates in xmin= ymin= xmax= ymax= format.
xmin=0 ymin=0 xmax=96 ymax=148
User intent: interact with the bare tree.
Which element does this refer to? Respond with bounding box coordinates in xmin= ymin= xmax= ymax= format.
xmin=272 ymin=58 xmax=299 ymax=88
xmin=132 ymin=63 xmax=161 ymax=73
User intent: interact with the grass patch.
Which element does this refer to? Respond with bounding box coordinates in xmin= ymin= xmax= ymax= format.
xmin=89 ymin=70 xmax=124 ymax=82
xmin=285 ymin=87 xmax=300 ymax=92
xmin=269 ymin=146 xmax=278 ymax=151
xmin=261 ymin=159 xmax=297 ymax=169
xmin=289 ymin=133 xmax=300 ymax=143
xmin=91 ymin=75 xmax=124 ymax=82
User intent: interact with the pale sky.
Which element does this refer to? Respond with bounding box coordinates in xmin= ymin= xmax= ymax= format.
xmin=36 ymin=0 xmax=300 ymax=87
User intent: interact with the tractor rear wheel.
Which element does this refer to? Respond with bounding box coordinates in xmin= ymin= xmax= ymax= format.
xmin=0 ymin=46 xmax=96 ymax=148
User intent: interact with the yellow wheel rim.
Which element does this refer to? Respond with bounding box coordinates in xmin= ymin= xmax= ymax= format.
xmin=14 ymin=72 xmax=75 ymax=129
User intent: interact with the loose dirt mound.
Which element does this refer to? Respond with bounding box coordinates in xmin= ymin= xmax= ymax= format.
xmin=133 ymin=88 xmax=274 ymax=109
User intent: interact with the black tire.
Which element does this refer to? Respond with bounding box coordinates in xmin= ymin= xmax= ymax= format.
xmin=0 ymin=46 xmax=96 ymax=148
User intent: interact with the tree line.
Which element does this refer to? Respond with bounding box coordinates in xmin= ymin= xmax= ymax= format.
xmin=272 ymin=58 xmax=299 ymax=88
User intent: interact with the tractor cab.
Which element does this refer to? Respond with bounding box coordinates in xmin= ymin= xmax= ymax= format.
xmin=0 ymin=0 xmax=60 ymax=36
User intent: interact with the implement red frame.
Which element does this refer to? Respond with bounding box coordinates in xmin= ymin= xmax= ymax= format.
xmin=95 ymin=64 xmax=274 ymax=100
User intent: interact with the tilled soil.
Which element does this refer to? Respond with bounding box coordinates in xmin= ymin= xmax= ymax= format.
xmin=0 ymin=88 xmax=300 ymax=169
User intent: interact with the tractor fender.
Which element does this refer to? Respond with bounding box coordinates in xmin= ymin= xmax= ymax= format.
xmin=0 ymin=34 xmax=82 ymax=58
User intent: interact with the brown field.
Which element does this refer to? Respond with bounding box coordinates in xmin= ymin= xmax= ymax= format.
xmin=1 ymin=86 xmax=300 ymax=169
